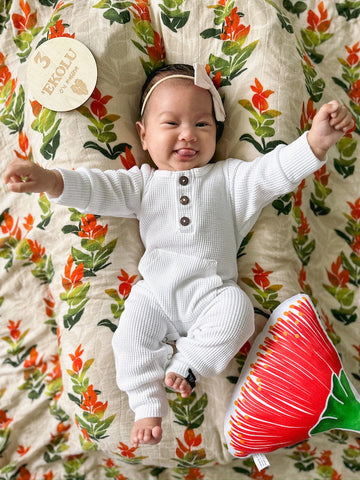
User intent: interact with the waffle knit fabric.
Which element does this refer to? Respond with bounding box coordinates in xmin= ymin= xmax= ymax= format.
xmin=51 ymin=132 xmax=325 ymax=419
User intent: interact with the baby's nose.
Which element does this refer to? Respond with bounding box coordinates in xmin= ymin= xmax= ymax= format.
xmin=179 ymin=125 xmax=197 ymax=141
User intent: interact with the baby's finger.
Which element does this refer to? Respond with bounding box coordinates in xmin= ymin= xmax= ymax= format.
xmin=330 ymin=103 xmax=347 ymax=119
xmin=4 ymin=162 xmax=29 ymax=184
xmin=7 ymin=179 xmax=35 ymax=193
xmin=330 ymin=106 xmax=350 ymax=127
xmin=344 ymin=117 xmax=356 ymax=133
xmin=333 ymin=120 xmax=351 ymax=132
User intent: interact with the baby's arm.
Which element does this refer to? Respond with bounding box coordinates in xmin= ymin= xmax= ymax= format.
xmin=4 ymin=158 xmax=64 ymax=197
xmin=307 ymin=100 xmax=354 ymax=161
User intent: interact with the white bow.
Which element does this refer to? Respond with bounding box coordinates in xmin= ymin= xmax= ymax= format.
xmin=194 ymin=63 xmax=226 ymax=122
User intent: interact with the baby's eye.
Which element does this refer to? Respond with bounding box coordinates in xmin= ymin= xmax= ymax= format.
xmin=196 ymin=122 xmax=210 ymax=127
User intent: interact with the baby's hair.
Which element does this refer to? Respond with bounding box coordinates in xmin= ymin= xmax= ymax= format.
xmin=139 ymin=63 xmax=224 ymax=141
xmin=139 ymin=64 xmax=194 ymax=117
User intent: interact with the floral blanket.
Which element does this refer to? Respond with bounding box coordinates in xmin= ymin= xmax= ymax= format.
xmin=1 ymin=1 xmax=359 ymax=479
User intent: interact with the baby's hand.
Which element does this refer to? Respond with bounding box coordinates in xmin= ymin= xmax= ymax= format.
xmin=307 ymin=101 xmax=354 ymax=161
xmin=4 ymin=158 xmax=64 ymax=197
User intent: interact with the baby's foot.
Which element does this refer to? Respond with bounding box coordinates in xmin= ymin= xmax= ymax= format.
xmin=131 ymin=417 xmax=162 ymax=447
xmin=165 ymin=372 xmax=194 ymax=398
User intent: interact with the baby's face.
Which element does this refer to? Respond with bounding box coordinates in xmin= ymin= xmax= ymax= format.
xmin=137 ymin=78 xmax=217 ymax=171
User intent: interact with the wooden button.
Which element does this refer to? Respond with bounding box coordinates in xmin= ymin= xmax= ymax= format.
xmin=180 ymin=195 xmax=190 ymax=205
xmin=180 ymin=216 xmax=190 ymax=226
xmin=179 ymin=176 xmax=189 ymax=185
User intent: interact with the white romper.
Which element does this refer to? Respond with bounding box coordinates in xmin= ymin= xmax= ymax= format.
xmin=52 ymin=132 xmax=325 ymax=420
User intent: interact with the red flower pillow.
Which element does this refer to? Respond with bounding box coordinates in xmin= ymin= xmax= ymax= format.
xmin=224 ymin=294 xmax=360 ymax=459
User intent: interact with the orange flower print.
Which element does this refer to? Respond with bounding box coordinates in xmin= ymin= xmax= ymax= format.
xmin=176 ymin=427 xmax=202 ymax=459
xmin=17 ymin=445 xmax=31 ymax=456
xmin=44 ymin=291 xmax=55 ymax=318
xmin=90 ymin=88 xmax=112 ymax=120
xmin=55 ymin=421 xmax=71 ymax=437
xmin=350 ymin=235 xmax=360 ymax=256
xmin=22 ymin=214 xmax=34 ymax=232
xmin=80 ymin=427 xmax=91 ymax=441
xmin=220 ymin=7 xmax=250 ymax=43
xmin=27 ymin=239 xmax=45 ymax=263
xmin=298 ymin=266 xmax=307 ymax=290
xmin=47 ymin=355 xmax=62 ymax=382
xmin=0 ymin=409 xmax=12 ymax=429
xmin=12 ymin=0 xmax=37 ymax=33
xmin=104 ymin=458 xmax=115 ymax=468
xmin=24 ymin=347 xmax=47 ymax=373
xmin=296 ymin=210 xmax=310 ymax=237
xmin=118 ymin=269 xmax=137 ymax=298
xmin=293 ymin=179 xmax=306 ymax=207
xmin=295 ymin=440 xmax=316 ymax=455
xmin=1 ymin=212 xmax=22 ymax=240
xmin=316 ymin=451 xmax=342 ymax=480
xmin=314 ymin=164 xmax=330 ymax=187
xmin=43 ymin=472 xmax=54 ymax=480
xmin=251 ymin=78 xmax=274 ymax=114
xmin=15 ymin=131 xmax=30 ymax=160
xmin=131 ymin=0 xmax=151 ymax=22
xmin=184 ymin=427 xmax=202 ymax=448
xmin=347 ymin=198 xmax=360 ymax=221
xmin=307 ymin=1 xmax=330 ymax=33
xmin=346 ymin=42 xmax=360 ymax=67
xmin=300 ymin=99 xmax=317 ymax=132
xmin=117 ymin=442 xmax=137 ymax=458
xmin=62 ymin=255 xmax=84 ymax=291
xmin=348 ymin=79 xmax=360 ymax=105
xmin=0 ymin=52 xmax=11 ymax=85
xmin=30 ymin=100 xmax=42 ymax=117
xmin=7 ymin=319 xmax=21 ymax=341
xmin=48 ymin=19 xmax=75 ymax=39
xmin=15 ymin=466 xmax=33 ymax=480
xmin=120 ymin=145 xmax=136 ymax=170
xmin=0 ymin=53 xmax=17 ymax=107
xmin=68 ymin=346 xmax=115 ymax=443
xmin=317 ymin=450 xmax=332 ymax=466
xmin=327 ymin=256 xmax=349 ymax=288
xmin=80 ymin=384 xmax=108 ymax=416
xmin=146 ymin=31 xmax=165 ymax=64
xmin=78 ymin=214 xmax=108 ymax=240
xmin=69 ymin=344 xmax=84 ymax=374
xmin=252 ymin=263 xmax=272 ymax=290
xmin=184 ymin=468 xmax=204 ymax=480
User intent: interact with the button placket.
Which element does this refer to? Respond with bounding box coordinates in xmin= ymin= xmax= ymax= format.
xmin=177 ymin=174 xmax=192 ymax=230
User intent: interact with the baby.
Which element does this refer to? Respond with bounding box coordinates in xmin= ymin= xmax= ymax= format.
xmin=4 ymin=63 xmax=353 ymax=448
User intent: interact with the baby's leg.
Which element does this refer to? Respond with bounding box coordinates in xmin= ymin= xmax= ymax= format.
xmin=112 ymin=282 xmax=173 ymax=444
xmin=167 ymin=283 xmax=254 ymax=380
xmin=131 ymin=417 xmax=162 ymax=447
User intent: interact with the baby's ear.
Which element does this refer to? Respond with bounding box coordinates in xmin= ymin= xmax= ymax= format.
xmin=136 ymin=121 xmax=147 ymax=151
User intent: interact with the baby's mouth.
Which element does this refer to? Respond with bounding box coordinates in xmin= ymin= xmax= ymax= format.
xmin=175 ymin=148 xmax=197 ymax=158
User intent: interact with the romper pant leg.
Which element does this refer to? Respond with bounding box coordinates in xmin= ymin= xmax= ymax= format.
xmin=111 ymin=281 xmax=173 ymax=421
xmin=166 ymin=282 xmax=254 ymax=379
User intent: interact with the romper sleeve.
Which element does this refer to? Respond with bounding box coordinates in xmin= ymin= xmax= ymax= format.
xmin=48 ymin=164 xmax=154 ymax=218
xmin=227 ymin=132 xmax=326 ymax=238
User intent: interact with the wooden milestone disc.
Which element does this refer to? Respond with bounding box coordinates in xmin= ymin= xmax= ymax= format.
xmin=27 ymin=37 xmax=97 ymax=112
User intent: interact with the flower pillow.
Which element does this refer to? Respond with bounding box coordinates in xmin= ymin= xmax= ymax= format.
xmin=224 ymin=294 xmax=360 ymax=460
